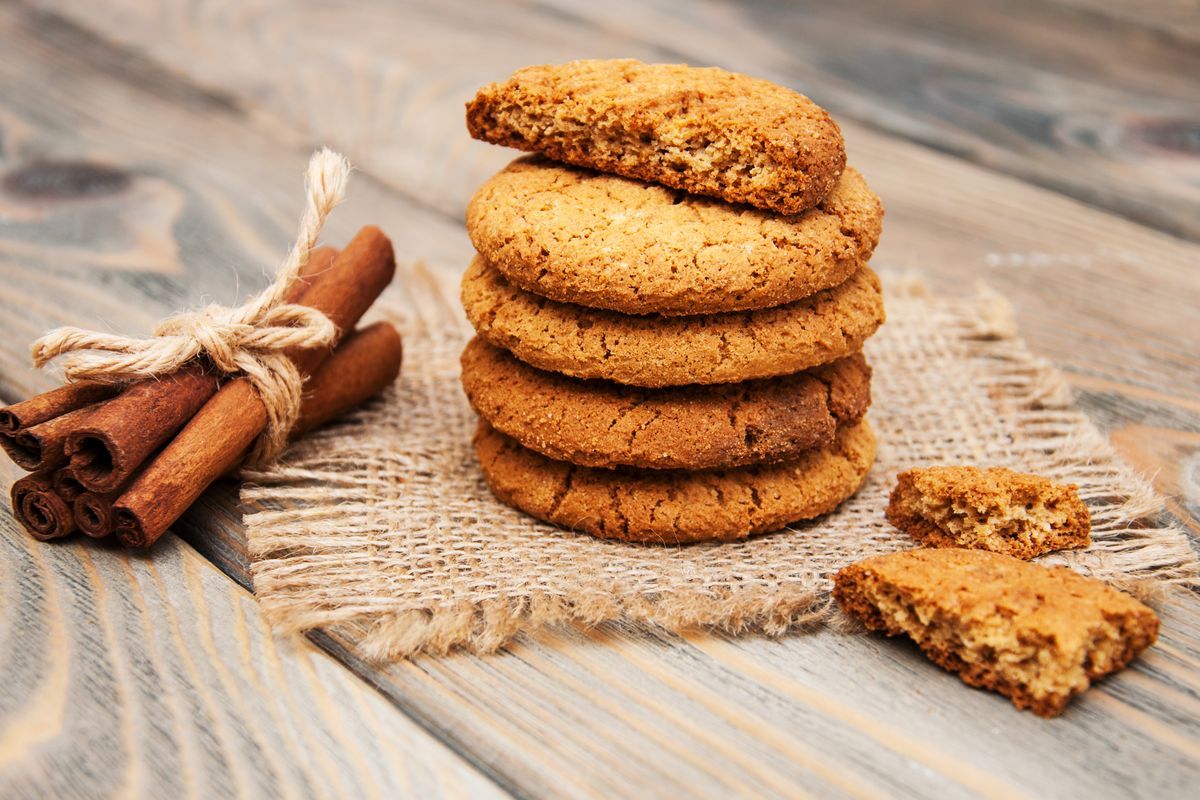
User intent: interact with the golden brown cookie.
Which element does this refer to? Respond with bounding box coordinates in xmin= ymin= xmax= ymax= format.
xmin=461 ymin=337 xmax=870 ymax=470
xmin=461 ymin=257 xmax=885 ymax=388
xmin=833 ymin=548 xmax=1158 ymax=717
xmin=887 ymin=466 xmax=1091 ymax=559
xmin=474 ymin=417 xmax=876 ymax=543
xmin=466 ymin=59 xmax=846 ymax=215
xmin=466 ymin=156 xmax=881 ymax=315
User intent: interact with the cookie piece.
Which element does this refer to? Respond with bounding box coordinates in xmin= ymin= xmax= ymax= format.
xmin=887 ymin=466 xmax=1091 ymax=559
xmin=474 ymin=417 xmax=876 ymax=543
xmin=466 ymin=156 xmax=881 ymax=315
xmin=466 ymin=59 xmax=846 ymax=215
xmin=833 ymin=548 xmax=1158 ymax=717
xmin=461 ymin=337 xmax=870 ymax=470
xmin=462 ymin=258 xmax=885 ymax=387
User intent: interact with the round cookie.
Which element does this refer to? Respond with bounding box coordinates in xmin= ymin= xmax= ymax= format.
xmin=474 ymin=418 xmax=877 ymax=544
xmin=461 ymin=257 xmax=885 ymax=387
xmin=466 ymin=156 xmax=882 ymax=316
xmin=466 ymin=59 xmax=846 ymax=215
xmin=461 ymin=337 xmax=871 ymax=470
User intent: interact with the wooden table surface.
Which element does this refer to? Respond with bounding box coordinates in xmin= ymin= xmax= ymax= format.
xmin=2 ymin=1 xmax=1198 ymax=797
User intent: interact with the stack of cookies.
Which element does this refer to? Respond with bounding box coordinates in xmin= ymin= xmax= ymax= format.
xmin=459 ymin=59 xmax=885 ymax=543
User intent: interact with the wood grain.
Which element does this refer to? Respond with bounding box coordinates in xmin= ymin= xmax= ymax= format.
xmin=19 ymin=0 xmax=1197 ymax=526
xmin=0 ymin=6 xmax=500 ymax=795
xmin=281 ymin=598 xmax=1200 ymax=799
xmin=35 ymin=0 xmax=1200 ymax=243
xmin=0 ymin=460 xmax=503 ymax=799
xmin=1045 ymin=0 xmax=1200 ymax=44
xmin=1 ymin=0 xmax=1198 ymax=797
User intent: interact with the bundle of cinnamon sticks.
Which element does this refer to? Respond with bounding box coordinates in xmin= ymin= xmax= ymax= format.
xmin=3 ymin=227 xmax=400 ymax=547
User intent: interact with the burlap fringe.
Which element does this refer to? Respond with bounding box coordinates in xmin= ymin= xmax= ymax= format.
xmin=942 ymin=294 xmax=1196 ymax=600
xmin=243 ymin=272 xmax=1199 ymax=659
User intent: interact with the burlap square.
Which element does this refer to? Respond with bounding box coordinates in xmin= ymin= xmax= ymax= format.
xmin=241 ymin=265 xmax=1199 ymax=657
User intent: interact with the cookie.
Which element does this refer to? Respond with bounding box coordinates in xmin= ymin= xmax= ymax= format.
xmin=466 ymin=59 xmax=846 ymax=215
xmin=461 ymin=337 xmax=870 ymax=470
xmin=833 ymin=548 xmax=1158 ymax=717
xmin=466 ymin=156 xmax=881 ymax=315
xmin=462 ymin=257 xmax=885 ymax=387
xmin=474 ymin=417 xmax=876 ymax=543
xmin=887 ymin=466 xmax=1091 ymax=559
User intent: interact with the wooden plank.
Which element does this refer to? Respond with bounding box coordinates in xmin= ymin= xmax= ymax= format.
xmin=0 ymin=7 xmax=505 ymax=797
xmin=2 ymin=2 xmax=1199 ymax=798
xmin=560 ymin=0 xmax=1200 ymax=240
xmin=35 ymin=0 xmax=1200 ymax=243
xmin=289 ymin=599 xmax=1200 ymax=799
xmin=0 ymin=460 xmax=506 ymax=799
xmin=0 ymin=4 xmax=472 ymax=406
xmin=1045 ymin=0 xmax=1200 ymax=43
xmin=21 ymin=0 xmax=1197 ymax=523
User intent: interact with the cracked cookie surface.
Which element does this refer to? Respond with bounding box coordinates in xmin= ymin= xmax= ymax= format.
xmin=461 ymin=257 xmax=884 ymax=387
xmin=833 ymin=548 xmax=1158 ymax=717
xmin=466 ymin=156 xmax=882 ymax=315
xmin=466 ymin=59 xmax=846 ymax=215
xmin=461 ymin=337 xmax=870 ymax=470
xmin=474 ymin=417 xmax=876 ymax=543
xmin=887 ymin=466 xmax=1091 ymax=559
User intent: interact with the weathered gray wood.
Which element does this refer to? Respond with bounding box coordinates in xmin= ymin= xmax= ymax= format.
xmin=0 ymin=6 xmax=502 ymax=797
xmin=1 ymin=0 xmax=1198 ymax=797
xmin=35 ymin=0 xmax=1200 ymax=244
xmin=1046 ymin=0 xmax=1200 ymax=43
xmin=287 ymin=595 xmax=1200 ymax=799
xmin=17 ymin=0 xmax=1198 ymax=524
xmin=0 ymin=461 xmax=506 ymax=799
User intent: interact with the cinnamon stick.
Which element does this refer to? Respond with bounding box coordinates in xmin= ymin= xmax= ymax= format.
xmin=292 ymin=322 xmax=403 ymax=437
xmin=285 ymin=245 xmax=339 ymax=303
xmin=114 ymin=226 xmax=395 ymax=548
xmin=12 ymin=471 xmax=76 ymax=540
xmin=0 ymin=382 xmax=120 ymax=434
xmin=75 ymin=491 xmax=119 ymax=538
xmin=3 ymin=245 xmax=343 ymax=541
xmin=72 ymin=321 xmax=402 ymax=540
xmin=53 ymin=466 xmax=88 ymax=502
xmin=59 ymin=246 xmax=341 ymax=495
xmin=64 ymin=369 xmax=221 ymax=493
xmin=1 ymin=403 xmax=105 ymax=471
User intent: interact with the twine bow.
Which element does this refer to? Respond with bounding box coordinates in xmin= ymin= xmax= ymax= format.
xmin=31 ymin=148 xmax=352 ymax=466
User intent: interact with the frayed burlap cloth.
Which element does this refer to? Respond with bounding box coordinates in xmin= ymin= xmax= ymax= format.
xmin=241 ymin=265 xmax=1199 ymax=658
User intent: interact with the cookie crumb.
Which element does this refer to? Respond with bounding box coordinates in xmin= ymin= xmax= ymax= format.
xmin=833 ymin=548 xmax=1159 ymax=717
xmin=887 ymin=466 xmax=1090 ymax=559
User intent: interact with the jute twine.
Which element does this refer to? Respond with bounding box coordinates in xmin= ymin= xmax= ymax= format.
xmin=29 ymin=149 xmax=351 ymax=465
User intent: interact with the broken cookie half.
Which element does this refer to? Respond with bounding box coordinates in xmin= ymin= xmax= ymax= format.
xmin=833 ymin=548 xmax=1158 ymax=717
xmin=887 ymin=466 xmax=1090 ymax=559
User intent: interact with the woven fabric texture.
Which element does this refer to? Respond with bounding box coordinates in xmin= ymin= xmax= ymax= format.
xmin=241 ymin=265 xmax=1198 ymax=658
